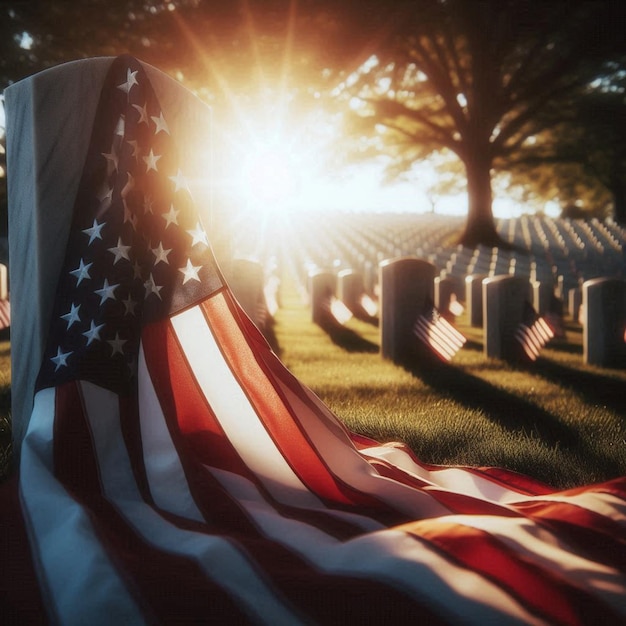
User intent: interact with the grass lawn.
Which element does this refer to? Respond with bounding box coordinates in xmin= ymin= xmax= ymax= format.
xmin=1 ymin=280 xmax=625 ymax=489
xmin=272 ymin=280 xmax=626 ymax=490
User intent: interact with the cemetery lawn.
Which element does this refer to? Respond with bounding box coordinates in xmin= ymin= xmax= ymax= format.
xmin=274 ymin=281 xmax=626 ymax=490
xmin=1 ymin=288 xmax=626 ymax=489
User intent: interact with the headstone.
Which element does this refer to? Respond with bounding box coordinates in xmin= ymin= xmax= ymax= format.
xmin=4 ymin=57 xmax=213 ymax=456
xmin=0 ymin=263 xmax=7 ymax=301
xmin=308 ymin=270 xmax=336 ymax=325
xmin=532 ymin=280 xmax=555 ymax=316
xmin=568 ymin=287 xmax=582 ymax=322
xmin=466 ymin=274 xmax=487 ymax=327
xmin=379 ymin=257 xmax=435 ymax=363
xmin=483 ymin=275 xmax=532 ymax=360
xmin=434 ymin=276 xmax=456 ymax=319
xmin=582 ymin=278 xmax=626 ymax=367
xmin=229 ymin=258 xmax=267 ymax=331
xmin=337 ymin=269 xmax=364 ymax=313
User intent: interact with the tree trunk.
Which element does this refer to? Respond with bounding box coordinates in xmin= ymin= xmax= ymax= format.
xmin=609 ymin=174 xmax=626 ymax=225
xmin=458 ymin=149 xmax=505 ymax=248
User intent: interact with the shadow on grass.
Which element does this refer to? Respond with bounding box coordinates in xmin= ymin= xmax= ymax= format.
xmin=316 ymin=315 xmax=379 ymax=354
xmin=401 ymin=350 xmax=623 ymax=479
xmin=524 ymin=357 xmax=626 ymax=419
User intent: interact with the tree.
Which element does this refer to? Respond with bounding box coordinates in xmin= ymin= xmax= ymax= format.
xmin=333 ymin=0 xmax=626 ymax=247
xmin=506 ymin=72 xmax=626 ymax=223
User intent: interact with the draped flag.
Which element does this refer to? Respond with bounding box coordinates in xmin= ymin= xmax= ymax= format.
xmin=3 ymin=56 xmax=626 ymax=625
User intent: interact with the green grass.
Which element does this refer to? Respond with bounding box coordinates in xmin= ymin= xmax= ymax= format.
xmin=273 ymin=282 xmax=626 ymax=489
xmin=1 ymin=283 xmax=625 ymax=490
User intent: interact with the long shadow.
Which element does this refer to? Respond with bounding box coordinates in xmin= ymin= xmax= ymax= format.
xmin=316 ymin=313 xmax=379 ymax=353
xmin=522 ymin=357 xmax=626 ymax=418
xmin=403 ymin=353 xmax=624 ymax=479
xmin=404 ymin=352 xmax=583 ymax=449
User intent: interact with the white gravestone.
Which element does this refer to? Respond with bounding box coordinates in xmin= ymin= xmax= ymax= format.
xmin=337 ymin=269 xmax=364 ymax=314
xmin=379 ymin=257 xmax=435 ymax=363
xmin=483 ymin=275 xmax=531 ymax=360
xmin=230 ymin=258 xmax=267 ymax=331
xmin=582 ymin=278 xmax=626 ymax=367
xmin=308 ymin=270 xmax=336 ymax=325
xmin=466 ymin=274 xmax=487 ymax=327
xmin=5 ymin=57 xmax=213 ymax=456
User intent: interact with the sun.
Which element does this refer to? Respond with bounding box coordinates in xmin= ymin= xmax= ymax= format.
xmin=239 ymin=141 xmax=301 ymax=213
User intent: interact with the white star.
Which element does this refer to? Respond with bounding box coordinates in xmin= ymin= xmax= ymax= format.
xmin=82 ymin=320 xmax=106 ymax=346
xmin=132 ymin=102 xmax=150 ymax=125
xmin=108 ymin=237 xmax=132 ymax=264
xmin=187 ymin=222 xmax=208 ymax=247
xmin=122 ymin=294 xmax=138 ymax=316
xmin=127 ymin=139 xmax=141 ymax=160
xmin=143 ymin=149 xmax=162 ymax=173
xmin=96 ymin=183 xmax=113 ymax=212
xmin=144 ymin=273 xmax=163 ymax=300
xmin=151 ymin=111 xmax=170 ymax=135
xmin=70 ymin=259 xmax=92 ymax=285
xmin=123 ymin=199 xmax=138 ymax=229
xmin=101 ymin=149 xmax=119 ymax=172
xmin=117 ymin=68 xmax=138 ymax=94
xmin=151 ymin=242 xmax=172 ymax=266
xmin=132 ymin=260 xmax=143 ymax=280
xmin=82 ymin=219 xmax=105 ymax=244
xmin=121 ymin=172 xmax=135 ymax=199
xmin=169 ymin=169 xmax=189 ymax=193
xmin=94 ymin=278 xmax=119 ymax=305
xmin=60 ymin=303 xmax=81 ymax=328
xmin=108 ymin=332 xmax=127 ymax=356
xmin=162 ymin=204 xmax=180 ymax=228
xmin=114 ymin=115 xmax=125 ymax=137
xmin=178 ymin=259 xmax=202 ymax=285
xmin=51 ymin=346 xmax=72 ymax=371
xmin=143 ymin=195 xmax=154 ymax=214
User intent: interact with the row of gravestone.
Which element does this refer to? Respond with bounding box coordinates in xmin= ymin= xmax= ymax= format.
xmin=302 ymin=257 xmax=626 ymax=368
xmin=257 ymin=212 xmax=624 ymax=314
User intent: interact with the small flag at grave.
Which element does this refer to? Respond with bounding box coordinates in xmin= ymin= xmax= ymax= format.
xmin=413 ymin=301 xmax=467 ymax=361
xmin=0 ymin=299 xmax=10 ymax=330
xmin=5 ymin=55 xmax=626 ymax=625
xmin=514 ymin=300 xmax=555 ymax=361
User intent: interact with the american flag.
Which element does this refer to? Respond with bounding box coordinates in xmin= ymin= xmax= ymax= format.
xmin=413 ymin=301 xmax=467 ymax=361
xmin=514 ymin=300 xmax=555 ymax=361
xmin=0 ymin=299 xmax=10 ymax=330
xmin=3 ymin=55 xmax=626 ymax=624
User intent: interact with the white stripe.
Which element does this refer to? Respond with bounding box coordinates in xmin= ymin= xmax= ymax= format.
xmin=20 ymin=387 xmax=145 ymax=626
xmin=273 ymin=377 xmax=452 ymax=518
xmin=137 ymin=343 xmax=204 ymax=521
xmin=444 ymin=514 xmax=626 ymax=613
xmin=209 ymin=466 xmax=541 ymax=625
xmin=359 ymin=445 xmax=532 ymax=505
xmin=79 ymin=381 xmax=303 ymax=625
xmin=171 ymin=305 xmax=324 ymax=509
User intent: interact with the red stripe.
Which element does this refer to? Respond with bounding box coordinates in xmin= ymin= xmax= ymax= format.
xmin=514 ymin=499 xmax=626 ymax=571
xmin=402 ymin=520 xmax=616 ymax=625
xmin=53 ymin=382 xmax=252 ymax=623
xmin=0 ymin=476 xmax=48 ymax=625
xmin=203 ymin=291 xmax=403 ymax=517
xmin=142 ymin=316 xmax=371 ymax=539
xmin=53 ymin=381 xmax=102 ymax=495
xmin=141 ymin=317 xmax=252 ymax=477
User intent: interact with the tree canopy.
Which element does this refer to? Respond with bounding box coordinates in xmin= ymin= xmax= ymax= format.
xmin=1 ymin=0 xmax=626 ymax=245
xmin=333 ymin=0 xmax=626 ymax=244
